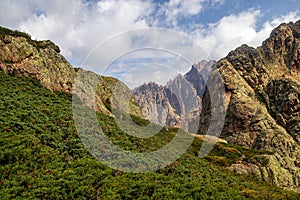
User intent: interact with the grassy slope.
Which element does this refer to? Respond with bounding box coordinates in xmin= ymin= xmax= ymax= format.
xmin=0 ymin=70 xmax=299 ymax=199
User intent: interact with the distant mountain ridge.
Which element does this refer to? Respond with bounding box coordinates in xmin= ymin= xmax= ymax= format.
xmin=133 ymin=60 xmax=215 ymax=131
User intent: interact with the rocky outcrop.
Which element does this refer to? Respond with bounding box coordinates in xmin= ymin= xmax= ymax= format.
xmin=227 ymin=153 xmax=300 ymax=192
xmin=0 ymin=34 xmax=75 ymax=93
xmin=199 ymin=20 xmax=300 ymax=190
xmin=133 ymin=61 xmax=214 ymax=131
xmin=0 ymin=26 xmax=143 ymax=117
xmin=190 ymin=134 xmax=227 ymax=144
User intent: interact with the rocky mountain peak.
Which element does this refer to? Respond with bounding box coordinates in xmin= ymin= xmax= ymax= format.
xmin=133 ymin=60 xmax=214 ymax=131
xmin=199 ymin=20 xmax=300 ymax=191
xmin=184 ymin=60 xmax=215 ymax=97
xmin=136 ymin=82 xmax=164 ymax=94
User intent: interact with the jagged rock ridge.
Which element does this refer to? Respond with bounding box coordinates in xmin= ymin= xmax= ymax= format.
xmin=133 ymin=60 xmax=214 ymax=132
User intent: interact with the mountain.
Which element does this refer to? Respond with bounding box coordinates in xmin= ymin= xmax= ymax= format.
xmin=199 ymin=20 xmax=300 ymax=191
xmin=0 ymin=26 xmax=142 ymax=118
xmin=133 ymin=61 xmax=214 ymax=132
xmin=1 ymin=23 xmax=300 ymax=198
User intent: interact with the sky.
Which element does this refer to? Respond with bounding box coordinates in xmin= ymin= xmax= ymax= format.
xmin=0 ymin=0 xmax=299 ymax=88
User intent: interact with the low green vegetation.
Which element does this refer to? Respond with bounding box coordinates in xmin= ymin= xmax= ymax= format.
xmin=0 ymin=26 xmax=31 ymax=40
xmin=205 ymin=142 xmax=274 ymax=167
xmin=0 ymin=70 xmax=299 ymax=199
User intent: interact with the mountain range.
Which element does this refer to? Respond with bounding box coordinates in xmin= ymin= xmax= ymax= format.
xmin=133 ymin=20 xmax=300 ymax=191
xmin=0 ymin=20 xmax=300 ymax=198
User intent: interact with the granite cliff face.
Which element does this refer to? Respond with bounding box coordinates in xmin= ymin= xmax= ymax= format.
xmin=0 ymin=32 xmax=75 ymax=93
xmin=0 ymin=27 xmax=142 ymax=117
xmin=199 ymin=20 xmax=300 ymax=191
xmin=133 ymin=61 xmax=214 ymax=131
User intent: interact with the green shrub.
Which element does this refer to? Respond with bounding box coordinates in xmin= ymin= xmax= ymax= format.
xmin=0 ymin=70 xmax=299 ymax=199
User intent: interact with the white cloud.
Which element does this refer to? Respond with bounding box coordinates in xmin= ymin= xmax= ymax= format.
xmin=82 ymin=27 xmax=209 ymax=84
xmin=121 ymin=64 xmax=180 ymax=89
xmin=191 ymin=10 xmax=300 ymax=59
xmin=157 ymin=0 xmax=225 ymax=28
xmin=172 ymin=0 xmax=204 ymax=16
xmin=250 ymin=11 xmax=300 ymax=47
xmin=0 ymin=0 xmax=34 ymax=29
xmin=153 ymin=0 xmax=202 ymax=27
xmin=0 ymin=0 xmax=221 ymax=68
xmin=6 ymin=0 xmax=153 ymax=65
